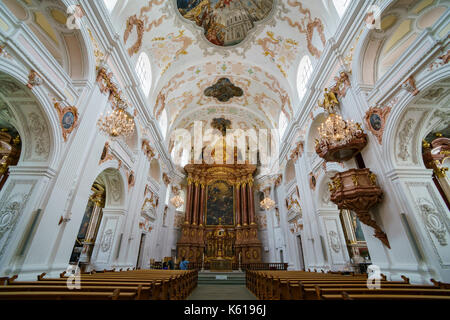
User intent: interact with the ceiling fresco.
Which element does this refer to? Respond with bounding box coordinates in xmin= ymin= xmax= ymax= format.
xmin=204 ymin=77 xmax=244 ymax=102
xmin=109 ymin=0 xmax=334 ymax=157
xmin=151 ymin=60 xmax=294 ymax=133
xmin=176 ymin=0 xmax=274 ymax=47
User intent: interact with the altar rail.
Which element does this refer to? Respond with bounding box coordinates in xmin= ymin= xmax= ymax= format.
xmin=186 ymin=262 xmax=288 ymax=271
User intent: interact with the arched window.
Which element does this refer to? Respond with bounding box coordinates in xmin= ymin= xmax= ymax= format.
xmin=333 ymin=0 xmax=351 ymax=17
xmin=135 ymin=52 xmax=152 ymax=97
xmin=165 ymin=184 xmax=171 ymax=205
xmin=297 ymin=55 xmax=313 ymax=101
xmin=159 ymin=109 xmax=168 ymax=139
xmin=103 ymin=0 xmax=118 ymax=12
xmin=279 ymin=111 xmax=288 ymax=139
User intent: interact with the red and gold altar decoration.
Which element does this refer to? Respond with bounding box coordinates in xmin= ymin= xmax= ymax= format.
xmin=328 ymin=168 xmax=390 ymax=248
xmin=315 ymin=114 xmax=368 ymax=162
xmin=0 ymin=129 xmax=21 ymax=190
xmin=177 ymin=163 xmax=262 ymax=264
xmin=422 ymin=136 xmax=450 ymax=178
xmin=422 ymin=135 xmax=450 ymax=208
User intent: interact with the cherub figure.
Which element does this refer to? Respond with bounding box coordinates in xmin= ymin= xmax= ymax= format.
xmin=318 ymin=88 xmax=339 ymax=113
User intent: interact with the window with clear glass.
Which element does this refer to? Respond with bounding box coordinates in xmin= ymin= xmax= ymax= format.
xmin=333 ymin=0 xmax=351 ymax=17
xmin=165 ymin=184 xmax=171 ymax=205
xmin=103 ymin=0 xmax=118 ymax=12
xmin=135 ymin=52 xmax=152 ymax=97
xmin=279 ymin=112 xmax=288 ymax=139
xmin=159 ymin=109 xmax=168 ymax=139
xmin=297 ymin=55 xmax=313 ymax=101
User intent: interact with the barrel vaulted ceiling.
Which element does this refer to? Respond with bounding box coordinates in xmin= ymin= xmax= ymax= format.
xmin=112 ymin=0 xmax=337 ymax=139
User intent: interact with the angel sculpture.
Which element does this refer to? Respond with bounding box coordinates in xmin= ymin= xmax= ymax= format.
xmin=318 ymin=88 xmax=339 ymax=114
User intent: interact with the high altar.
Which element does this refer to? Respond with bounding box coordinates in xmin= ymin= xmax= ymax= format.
xmin=177 ymin=163 xmax=262 ymax=265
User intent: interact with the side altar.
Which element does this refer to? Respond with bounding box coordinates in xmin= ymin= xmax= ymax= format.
xmin=177 ymin=163 xmax=262 ymax=264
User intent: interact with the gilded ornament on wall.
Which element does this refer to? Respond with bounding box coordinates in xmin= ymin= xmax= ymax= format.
xmin=26 ymin=70 xmax=42 ymax=89
xmin=54 ymin=101 xmax=79 ymax=142
xmin=364 ymin=106 xmax=391 ymax=144
xmin=309 ymin=172 xmax=316 ymax=190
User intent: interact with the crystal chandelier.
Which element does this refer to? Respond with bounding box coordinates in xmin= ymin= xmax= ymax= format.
xmin=315 ymin=113 xmax=367 ymax=162
xmin=97 ymin=107 xmax=135 ymax=138
xmin=318 ymin=114 xmax=361 ymax=144
xmin=170 ymin=195 xmax=184 ymax=208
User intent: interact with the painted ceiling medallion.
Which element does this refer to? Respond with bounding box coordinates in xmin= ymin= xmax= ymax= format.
xmin=204 ymin=78 xmax=243 ymax=102
xmin=177 ymin=0 xmax=274 ymax=47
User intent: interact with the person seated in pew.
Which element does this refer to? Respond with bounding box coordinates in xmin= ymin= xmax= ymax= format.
xmin=168 ymin=258 xmax=174 ymax=270
xmin=180 ymin=257 xmax=189 ymax=270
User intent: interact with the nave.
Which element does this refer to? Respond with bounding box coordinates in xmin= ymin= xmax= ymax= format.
xmin=0 ymin=0 xmax=449 ymax=305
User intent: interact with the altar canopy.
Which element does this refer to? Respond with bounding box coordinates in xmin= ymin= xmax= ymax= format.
xmin=177 ymin=163 xmax=262 ymax=264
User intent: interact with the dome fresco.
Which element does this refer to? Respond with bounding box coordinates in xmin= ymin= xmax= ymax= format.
xmin=177 ymin=0 xmax=274 ymax=47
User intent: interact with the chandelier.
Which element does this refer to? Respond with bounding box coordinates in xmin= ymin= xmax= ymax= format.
xmin=97 ymin=107 xmax=135 ymax=138
xmin=315 ymin=114 xmax=367 ymax=162
xmin=170 ymin=194 xmax=184 ymax=209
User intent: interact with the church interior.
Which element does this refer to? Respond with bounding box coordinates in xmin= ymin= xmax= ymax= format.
xmin=0 ymin=0 xmax=449 ymax=301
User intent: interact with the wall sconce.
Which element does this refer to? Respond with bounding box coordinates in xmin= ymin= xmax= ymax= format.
xmin=58 ymin=212 xmax=72 ymax=225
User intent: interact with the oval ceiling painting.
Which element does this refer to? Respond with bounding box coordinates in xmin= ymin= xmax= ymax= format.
xmin=177 ymin=0 xmax=274 ymax=47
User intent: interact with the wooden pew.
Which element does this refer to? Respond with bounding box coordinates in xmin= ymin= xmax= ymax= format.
xmin=0 ymin=288 xmax=135 ymax=300
xmin=246 ymin=270 xmax=450 ymax=300
xmin=326 ymin=292 xmax=450 ymax=300
xmin=0 ymin=269 xmax=197 ymax=300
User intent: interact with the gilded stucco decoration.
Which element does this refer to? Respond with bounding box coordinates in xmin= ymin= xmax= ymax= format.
xmin=53 ymin=101 xmax=79 ymax=142
xmin=281 ymin=0 xmax=326 ymax=58
xmin=123 ymin=0 xmax=168 ymax=57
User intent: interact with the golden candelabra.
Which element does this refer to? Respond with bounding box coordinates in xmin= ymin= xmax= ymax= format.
xmin=316 ymin=114 xmax=367 ymax=162
xmin=97 ymin=107 xmax=135 ymax=138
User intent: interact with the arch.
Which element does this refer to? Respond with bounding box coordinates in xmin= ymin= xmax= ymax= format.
xmin=353 ymin=0 xmax=449 ymax=87
xmin=285 ymin=160 xmax=296 ymax=184
xmin=149 ymin=158 xmax=161 ymax=182
xmin=68 ymin=166 xmax=126 ymax=267
xmin=0 ymin=68 xmax=59 ymax=169
xmin=97 ymin=168 xmax=126 ymax=208
xmin=306 ymin=112 xmax=328 ymax=156
xmin=315 ymin=164 xmax=346 ymax=210
xmin=383 ymin=72 xmax=450 ymax=173
xmin=3 ymin=0 xmax=95 ymax=83
xmin=91 ymin=163 xmax=128 ymax=208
